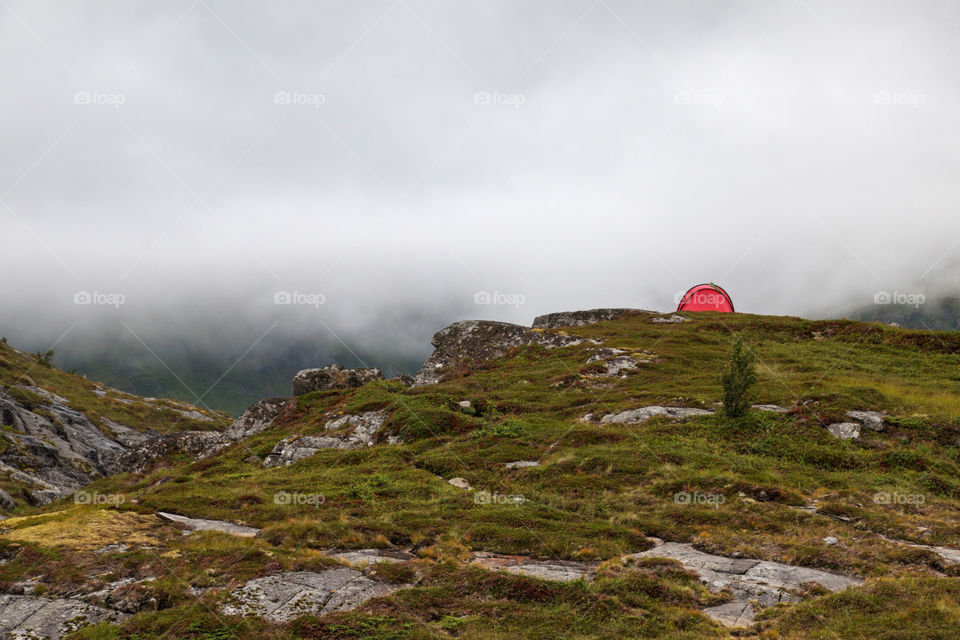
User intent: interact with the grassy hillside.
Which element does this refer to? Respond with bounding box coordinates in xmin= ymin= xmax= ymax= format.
xmin=4 ymin=312 xmax=960 ymax=639
xmin=0 ymin=340 xmax=230 ymax=433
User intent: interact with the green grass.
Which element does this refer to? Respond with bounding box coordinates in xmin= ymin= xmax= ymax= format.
xmin=766 ymin=578 xmax=960 ymax=639
xmin=2 ymin=311 xmax=959 ymax=638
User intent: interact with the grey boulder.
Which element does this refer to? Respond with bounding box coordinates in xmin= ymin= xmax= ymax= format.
xmin=532 ymin=308 xmax=641 ymax=329
xmin=262 ymin=410 xmax=392 ymax=467
xmin=845 ymin=410 xmax=885 ymax=432
xmin=414 ymin=320 xmax=596 ymax=386
xmin=293 ymin=365 xmax=383 ymax=396
xmin=827 ymin=422 xmax=861 ymax=440
xmin=224 ymin=398 xmax=290 ymax=440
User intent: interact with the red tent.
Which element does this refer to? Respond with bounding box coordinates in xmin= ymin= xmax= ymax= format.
xmin=677 ymin=283 xmax=735 ymax=312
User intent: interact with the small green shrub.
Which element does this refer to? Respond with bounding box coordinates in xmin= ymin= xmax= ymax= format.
xmin=471 ymin=418 xmax=527 ymax=439
xmin=719 ymin=337 xmax=758 ymax=418
xmin=34 ymin=349 xmax=55 ymax=368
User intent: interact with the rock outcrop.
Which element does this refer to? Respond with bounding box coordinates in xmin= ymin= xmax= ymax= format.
xmin=584 ymin=406 xmax=714 ymax=424
xmin=391 ymin=374 xmax=415 ymax=387
xmin=826 ymin=422 xmax=860 ymax=440
xmin=222 ymin=569 xmax=405 ymax=622
xmin=322 ymin=549 xmax=415 ymax=565
xmin=116 ymin=431 xmax=228 ymax=474
xmin=584 ymin=348 xmax=655 ymax=376
xmin=158 ymin=511 xmax=259 ymax=537
xmin=845 ymin=410 xmax=885 ymax=431
xmin=650 ymin=314 xmax=688 ymax=324
xmin=262 ymin=410 xmax=394 ymax=467
xmin=81 ymin=577 xmax=159 ymax=614
xmin=753 ymin=404 xmax=790 ymax=413
xmin=293 ymin=365 xmax=384 ymax=396
xmin=414 ymin=320 xmax=597 ymax=386
xmin=880 ymin=535 xmax=960 ymax=567
xmin=532 ymin=308 xmax=641 ymax=328
xmin=470 ymin=552 xmax=597 ymax=582
xmin=223 ymin=398 xmax=290 ymax=440
xmin=504 ymin=460 xmax=539 ymax=469
xmin=633 ymin=541 xmax=862 ymax=627
xmin=0 ymin=594 xmax=128 ymax=639
xmin=117 ymin=398 xmax=292 ymax=475
xmin=0 ymin=388 xmax=144 ymax=504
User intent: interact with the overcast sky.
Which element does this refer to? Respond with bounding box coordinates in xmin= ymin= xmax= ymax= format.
xmin=1 ymin=0 xmax=959 ymax=361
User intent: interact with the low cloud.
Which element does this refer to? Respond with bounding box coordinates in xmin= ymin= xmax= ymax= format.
xmin=1 ymin=0 xmax=957 ymax=365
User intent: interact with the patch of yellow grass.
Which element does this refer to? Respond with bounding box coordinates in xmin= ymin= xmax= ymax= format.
xmin=0 ymin=508 xmax=164 ymax=550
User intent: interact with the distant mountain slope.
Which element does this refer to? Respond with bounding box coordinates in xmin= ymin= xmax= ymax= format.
xmin=51 ymin=336 xmax=425 ymax=417
xmin=847 ymin=295 xmax=960 ymax=331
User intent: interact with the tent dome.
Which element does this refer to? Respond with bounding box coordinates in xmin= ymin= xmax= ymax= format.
xmin=677 ymin=283 xmax=734 ymax=312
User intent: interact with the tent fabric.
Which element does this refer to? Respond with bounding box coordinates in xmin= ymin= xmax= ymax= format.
xmin=676 ymin=284 xmax=735 ymax=312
